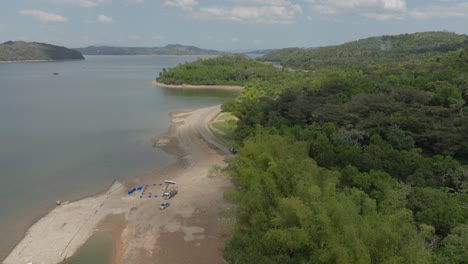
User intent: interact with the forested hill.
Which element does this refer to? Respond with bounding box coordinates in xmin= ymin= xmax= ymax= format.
xmin=0 ymin=41 xmax=85 ymax=61
xmin=156 ymin=54 xmax=279 ymax=86
xmin=75 ymin=44 xmax=223 ymax=55
xmin=220 ymin=46 xmax=468 ymax=263
xmin=259 ymin=31 xmax=468 ymax=69
xmin=219 ymin=47 xmax=468 ymax=264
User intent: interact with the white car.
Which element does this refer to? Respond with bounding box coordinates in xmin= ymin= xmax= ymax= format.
xmin=160 ymin=202 xmax=170 ymax=210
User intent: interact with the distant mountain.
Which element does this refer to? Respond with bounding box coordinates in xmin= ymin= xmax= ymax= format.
xmin=243 ymin=49 xmax=277 ymax=55
xmin=75 ymin=44 xmax=224 ymax=55
xmin=0 ymin=41 xmax=85 ymax=62
xmin=259 ymin=31 xmax=468 ymax=69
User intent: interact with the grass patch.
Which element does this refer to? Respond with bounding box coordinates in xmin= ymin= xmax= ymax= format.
xmin=208 ymin=165 xmax=223 ymax=179
xmin=209 ymin=112 xmax=238 ymax=146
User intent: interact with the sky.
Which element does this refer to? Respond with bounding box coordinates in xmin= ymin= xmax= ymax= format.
xmin=0 ymin=0 xmax=467 ymax=50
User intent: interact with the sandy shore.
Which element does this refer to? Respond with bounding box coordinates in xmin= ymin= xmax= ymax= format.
xmin=3 ymin=105 xmax=234 ymax=264
xmin=152 ymin=80 xmax=243 ymax=91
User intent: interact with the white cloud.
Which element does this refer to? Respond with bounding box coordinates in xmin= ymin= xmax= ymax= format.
xmin=122 ymin=0 xmax=144 ymax=5
xmin=409 ymin=2 xmax=468 ymax=18
xmin=153 ymin=35 xmax=165 ymax=41
xmin=48 ymin=0 xmax=111 ymax=8
xmin=305 ymin=0 xmax=407 ymax=20
xmin=97 ymin=14 xmax=114 ymax=23
xmin=164 ymin=0 xmax=198 ymax=12
xmin=195 ymin=4 xmax=302 ymax=24
xmin=163 ymin=0 xmax=302 ymax=24
xmin=233 ymin=0 xmax=292 ymax=5
xmin=19 ymin=10 xmax=68 ymax=22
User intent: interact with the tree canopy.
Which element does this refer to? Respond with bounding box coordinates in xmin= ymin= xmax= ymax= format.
xmin=156 ymin=54 xmax=280 ymax=86
xmin=157 ymin=34 xmax=468 ymax=263
xmin=258 ymin=31 xmax=468 ymax=70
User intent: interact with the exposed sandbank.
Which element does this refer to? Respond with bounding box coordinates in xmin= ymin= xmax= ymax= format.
xmin=4 ymin=105 xmax=233 ymax=264
xmin=152 ymin=80 xmax=243 ymax=91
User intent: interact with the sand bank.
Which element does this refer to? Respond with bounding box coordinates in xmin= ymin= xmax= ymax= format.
xmin=3 ymin=182 xmax=126 ymax=264
xmin=152 ymin=80 xmax=243 ymax=91
xmin=4 ymin=105 xmax=234 ymax=264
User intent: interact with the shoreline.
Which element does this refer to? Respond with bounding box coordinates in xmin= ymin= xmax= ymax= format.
xmin=3 ymin=105 xmax=233 ymax=264
xmin=0 ymin=58 xmax=85 ymax=64
xmin=152 ymin=80 xmax=243 ymax=91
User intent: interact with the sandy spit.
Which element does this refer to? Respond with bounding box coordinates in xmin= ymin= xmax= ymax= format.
xmin=152 ymin=80 xmax=243 ymax=91
xmin=3 ymin=182 xmax=126 ymax=264
xmin=4 ymin=105 xmax=234 ymax=264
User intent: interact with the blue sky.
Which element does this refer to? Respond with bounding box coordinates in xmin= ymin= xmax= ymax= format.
xmin=0 ymin=0 xmax=467 ymax=50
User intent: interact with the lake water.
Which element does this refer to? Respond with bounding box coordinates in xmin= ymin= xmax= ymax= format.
xmin=0 ymin=55 xmax=235 ymax=260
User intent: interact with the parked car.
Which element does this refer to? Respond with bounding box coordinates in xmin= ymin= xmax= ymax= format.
xmin=229 ymin=148 xmax=237 ymax=154
xmin=160 ymin=202 xmax=170 ymax=210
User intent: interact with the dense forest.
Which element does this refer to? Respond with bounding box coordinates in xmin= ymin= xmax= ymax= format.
xmin=156 ymin=54 xmax=278 ymax=86
xmin=259 ymin=31 xmax=468 ymax=70
xmin=0 ymin=41 xmax=84 ymax=61
xmin=157 ymin=32 xmax=468 ymax=263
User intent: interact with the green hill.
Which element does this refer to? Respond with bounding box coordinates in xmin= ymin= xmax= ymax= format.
xmin=259 ymin=31 xmax=468 ymax=69
xmin=156 ymin=54 xmax=279 ymax=86
xmin=0 ymin=41 xmax=85 ymax=61
xmin=75 ymin=44 xmax=223 ymax=55
xmin=154 ymin=32 xmax=468 ymax=262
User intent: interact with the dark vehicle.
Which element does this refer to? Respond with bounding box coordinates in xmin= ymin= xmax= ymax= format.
xmin=229 ymin=148 xmax=237 ymax=154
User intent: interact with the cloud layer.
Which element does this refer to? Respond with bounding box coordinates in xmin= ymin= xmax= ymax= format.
xmin=307 ymin=0 xmax=407 ymax=20
xmin=48 ymin=0 xmax=111 ymax=8
xmin=97 ymin=14 xmax=114 ymax=23
xmin=19 ymin=10 xmax=68 ymax=22
xmin=164 ymin=0 xmax=302 ymax=24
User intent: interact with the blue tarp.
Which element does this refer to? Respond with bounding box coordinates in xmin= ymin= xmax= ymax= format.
xmin=137 ymin=185 xmax=143 ymax=191
xmin=128 ymin=188 xmax=136 ymax=195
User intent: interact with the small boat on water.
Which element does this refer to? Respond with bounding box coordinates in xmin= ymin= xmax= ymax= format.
xmin=53 ymin=72 xmax=59 ymax=75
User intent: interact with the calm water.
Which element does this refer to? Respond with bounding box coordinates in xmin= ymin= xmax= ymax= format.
xmin=0 ymin=55 xmax=235 ymax=260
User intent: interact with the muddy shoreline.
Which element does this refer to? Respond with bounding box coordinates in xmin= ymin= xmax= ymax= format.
xmin=3 ymin=105 xmax=233 ymax=264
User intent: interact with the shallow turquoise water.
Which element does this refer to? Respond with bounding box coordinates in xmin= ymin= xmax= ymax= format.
xmin=0 ymin=55 xmax=235 ymax=260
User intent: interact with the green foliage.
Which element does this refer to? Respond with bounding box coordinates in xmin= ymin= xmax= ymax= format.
xmin=156 ymin=54 xmax=280 ymax=86
xmin=221 ymin=39 xmax=468 ymax=263
xmin=156 ymin=32 xmax=468 ymax=262
xmin=259 ymin=31 xmax=468 ymax=70
xmin=224 ymin=134 xmax=433 ymax=264
xmin=235 ymin=48 xmax=468 ymax=158
xmin=0 ymin=41 xmax=84 ymax=61
xmin=210 ymin=112 xmax=238 ymax=145
xmin=436 ymin=225 xmax=468 ymax=263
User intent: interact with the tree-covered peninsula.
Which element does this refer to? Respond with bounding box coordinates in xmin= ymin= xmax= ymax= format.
xmin=0 ymin=41 xmax=85 ymax=61
xmin=157 ymin=33 xmax=468 ymax=263
xmin=156 ymin=54 xmax=278 ymax=86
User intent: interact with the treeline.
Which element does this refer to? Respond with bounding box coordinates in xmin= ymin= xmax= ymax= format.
xmin=157 ymin=36 xmax=468 ymax=262
xmin=222 ymin=47 xmax=468 ymax=263
xmin=156 ymin=54 xmax=278 ymax=86
xmin=258 ymin=31 xmax=468 ymax=69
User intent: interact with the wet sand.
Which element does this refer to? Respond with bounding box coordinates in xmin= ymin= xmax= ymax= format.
xmin=3 ymin=105 xmax=234 ymax=264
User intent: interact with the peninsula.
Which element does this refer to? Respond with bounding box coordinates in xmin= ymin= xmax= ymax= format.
xmin=0 ymin=41 xmax=85 ymax=62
